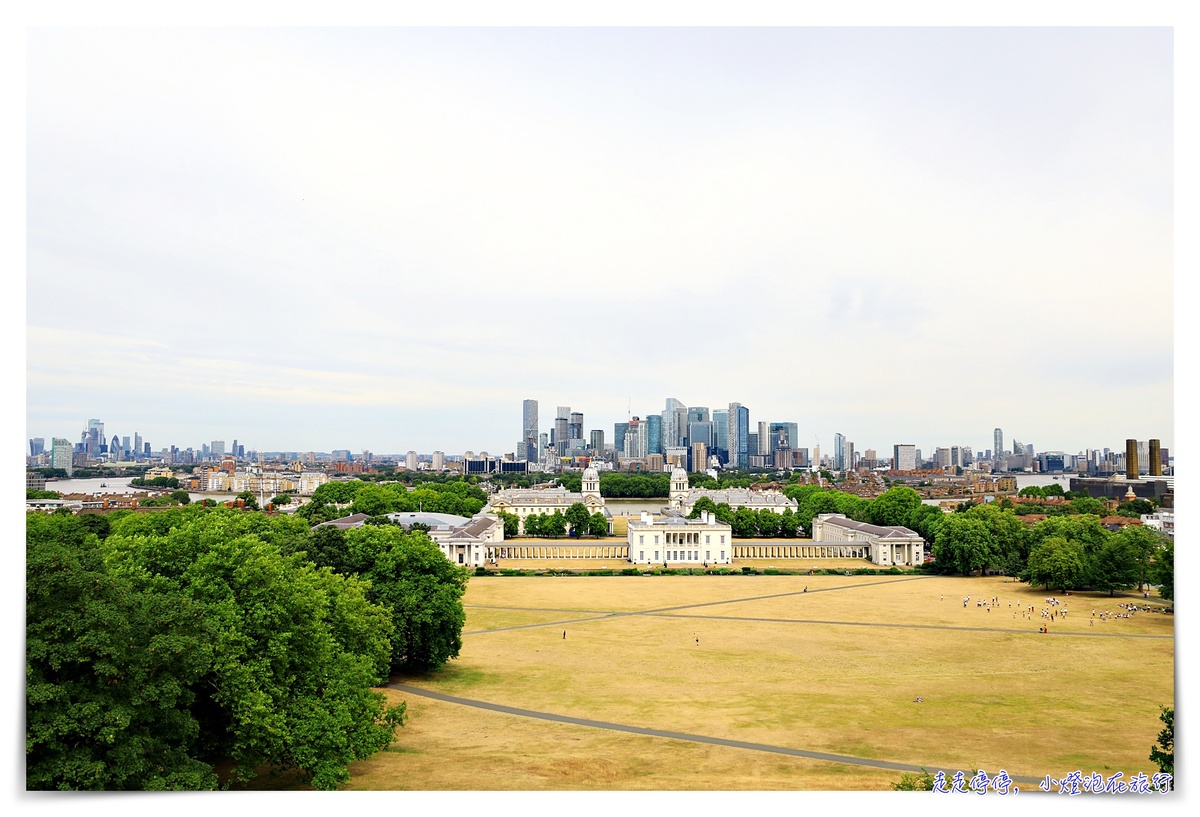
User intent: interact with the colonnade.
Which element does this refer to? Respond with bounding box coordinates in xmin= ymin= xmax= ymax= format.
xmin=731 ymin=544 xmax=869 ymax=559
xmin=490 ymin=544 xmax=631 ymax=560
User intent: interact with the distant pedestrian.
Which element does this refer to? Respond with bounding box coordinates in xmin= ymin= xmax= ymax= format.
xmin=563 ymin=630 xmax=566 ymax=639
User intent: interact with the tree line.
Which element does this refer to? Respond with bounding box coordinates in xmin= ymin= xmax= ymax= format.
xmin=27 ymin=504 xmax=468 ymax=790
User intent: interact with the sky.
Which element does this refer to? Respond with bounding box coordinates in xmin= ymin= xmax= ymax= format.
xmin=23 ymin=24 xmax=1179 ymax=458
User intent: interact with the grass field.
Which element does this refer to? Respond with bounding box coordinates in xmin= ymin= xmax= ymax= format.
xmin=342 ymin=573 xmax=1174 ymax=791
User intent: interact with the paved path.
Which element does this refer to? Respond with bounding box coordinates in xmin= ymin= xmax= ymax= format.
xmin=388 ymin=682 xmax=1047 ymax=788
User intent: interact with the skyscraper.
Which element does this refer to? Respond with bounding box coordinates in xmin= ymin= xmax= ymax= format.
xmin=555 ymin=407 xmax=570 ymax=456
xmin=29 ymin=438 xmax=45 ymax=458
xmin=624 ymin=417 xmax=646 ymax=459
xmin=712 ymin=409 xmax=728 ymax=462
xmin=522 ymin=399 xmax=538 ymax=463
xmin=728 ymin=403 xmax=749 ymax=470
xmin=664 ymin=398 xmax=685 ymax=448
xmin=590 ymin=429 xmax=605 ymax=455
xmin=994 ymin=428 xmax=1004 ymax=462
xmin=614 ymin=422 xmax=629 ymax=455
xmin=52 ymin=437 xmax=73 ymax=475
xmin=646 ymin=413 xmax=662 ymax=456
xmin=893 ymin=444 xmax=916 ymax=471
xmin=833 ymin=433 xmax=846 ymax=471
xmin=569 ymin=412 xmax=584 ymax=442
xmin=757 ymin=422 xmax=771 ymax=456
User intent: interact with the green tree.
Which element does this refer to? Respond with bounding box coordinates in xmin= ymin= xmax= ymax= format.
xmin=869 ymin=486 xmax=922 ymax=527
xmin=932 ymin=515 xmax=997 ymax=576
xmin=777 ymin=508 xmax=801 ymax=538
xmin=26 ymin=514 xmax=216 ymax=790
xmin=587 ymin=512 xmax=609 ymax=537
xmin=340 ymin=525 xmax=468 ymax=673
xmin=564 ymin=502 xmax=591 ymax=537
xmin=26 ymin=489 xmax=61 ymax=500
xmin=495 ymin=511 xmax=520 ymax=539
xmin=235 ymin=491 xmax=260 ymax=511
xmin=1090 ymin=536 xmax=1141 ymax=596
xmin=350 ymin=484 xmax=397 ymax=517
xmin=756 ymin=509 xmax=781 ymax=538
xmin=541 ymin=511 xmax=568 ymax=539
xmin=169 ymin=489 xmax=192 ymax=505
xmin=1113 ymin=524 xmax=1165 ymax=590
xmin=271 ymin=494 xmax=293 ymax=506
xmin=1149 ymin=706 xmax=1173 ymax=778
xmin=1028 ymin=536 xmax=1087 ymax=592
xmin=1151 ymin=538 xmax=1173 ymax=600
xmin=731 ymin=507 xmax=758 ymax=538
xmin=523 ymin=513 xmax=544 ymax=538
xmin=688 ymin=497 xmax=719 ymax=520
xmin=1066 ymin=496 xmax=1106 ymax=516
xmin=892 ymin=769 xmax=935 ymax=791
xmin=1115 ymin=498 xmax=1155 ymax=517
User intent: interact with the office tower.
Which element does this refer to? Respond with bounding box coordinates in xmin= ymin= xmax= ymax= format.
xmin=687 ymin=406 xmax=710 ymax=423
xmin=614 ymin=422 xmax=629 ymax=455
xmin=690 ymin=442 xmax=708 ymax=473
xmin=555 ymin=407 xmax=570 ymax=456
xmin=210 ymin=441 xmax=225 ymax=460
xmin=1149 ymin=440 xmax=1161 ymax=476
xmin=590 ymin=429 xmax=605 ymax=455
xmin=1136 ymin=441 xmax=1147 ymax=474
xmin=29 ymin=438 xmax=45 ymax=457
xmin=833 ymin=433 xmax=846 ymax=471
xmin=664 ymin=398 xmax=685 ymax=448
xmin=522 ymin=399 xmax=539 ymax=462
xmin=688 ymin=420 xmax=713 ymax=449
xmin=747 ymin=433 xmax=758 ymax=458
xmin=133 ymin=433 xmax=142 ymax=459
xmin=110 ymin=435 xmax=121 ymax=458
xmin=624 ymin=417 xmax=646 ymax=459
xmin=1125 ymin=439 xmax=1139 ymax=479
xmin=993 ymin=428 xmax=1003 ymax=462
xmin=847 ymin=441 xmax=855 ymax=471
xmin=728 ymin=403 xmax=749 ymax=470
xmin=646 ymin=413 xmax=663 ymax=456
xmin=121 ymin=436 xmax=130 ymax=453
xmin=769 ymin=422 xmax=798 ymax=451
xmin=893 ymin=444 xmax=916 ymax=471
xmin=52 ymin=437 xmax=73 ymax=475
xmin=711 ymin=410 xmax=727 ymax=462
xmin=757 ymin=422 xmax=771 ymax=456
xmin=569 ymin=412 xmax=584 ymax=442
xmin=935 ymin=447 xmax=951 ymax=469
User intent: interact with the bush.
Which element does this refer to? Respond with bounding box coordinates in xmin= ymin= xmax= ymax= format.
xmin=620 ymin=568 xmax=639 ymax=576
xmin=764 ymin=569 xmax=780 ymax=575
xmin=741 ymin=567 xmax=757 ymax=575
xmin=474 ymin=566 xmax=491 ymax=576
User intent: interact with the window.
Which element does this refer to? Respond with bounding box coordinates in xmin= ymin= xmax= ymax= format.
xmin=639 ymin=551 xmax=644 ymax=560
xmin=654 ymin=535 xmax=659 ymax=544
xmin=706 ymin=551 xmax=710 ymax=561
xmin=720 ymin=551 xmax=725 ymax=559
xmin=654 ymin=551 xmax=659 ymax=560
xmin=720 ymin=535 xmax=725 ymax=544
xmin=706 ymin=535 xmax=710 ymax=544
xmin=639 ymin=535 xmax=644 ymax=544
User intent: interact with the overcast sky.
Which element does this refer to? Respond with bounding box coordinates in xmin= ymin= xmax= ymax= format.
xmin=25 ymin=26 xmax=1176 ymax=457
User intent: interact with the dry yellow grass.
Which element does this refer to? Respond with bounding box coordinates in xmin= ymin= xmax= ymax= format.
xmin=345 ymin=574 xmax=1173 ymax=791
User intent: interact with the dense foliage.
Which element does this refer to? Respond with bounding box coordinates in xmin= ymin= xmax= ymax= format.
xmin=297 ymin=479 xmax=487 ymax=524
xmin=25 ymin=506 xmax=456 ymax=790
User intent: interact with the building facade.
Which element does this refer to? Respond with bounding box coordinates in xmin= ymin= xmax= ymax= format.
xmin=626 ymin=511 xmax=733 ymax=565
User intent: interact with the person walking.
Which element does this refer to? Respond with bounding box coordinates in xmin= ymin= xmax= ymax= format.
xmin=562 ymin=630 xmax=566 ymax=639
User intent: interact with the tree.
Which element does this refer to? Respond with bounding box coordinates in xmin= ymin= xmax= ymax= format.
xmin=523 ymin=513 xmax=543 ymax=538
xmin=777 ymin=509 xmax=801 ymax=538
xmin=27 ymin=514 xmax=216 ymax=790
xmin=169 ymin=489 xmax=192 ymax=505
xmin=1113 ymin=524 xmax=1165 ymax=590
xmin=32 ymin=509 xmax=405 ymax=790
xmin=235 ymin=491 xmax=260 ymax=511
xmin=587 ymin=513 xmax=609 ymax=537
xmin=349 ymin=484 xmax=397 ymax=517
xmin=495 ymin=511 xmax=520 ymax=539
xmin=1089 ymin=536 xmax=1141 ymax=596
xmin=541 ymin=511 xmax=568 ymax=539
xmin=869 ymin=487 xmax=922 ymax=527
xmin=1151 ymin=538 xmax=1173 ymax=600
xmin=271 ymin=494 xmax=293 ymax=506
xmin=932 ymin=515 xmax=997 ymax=576
xmin=756 ymin=509 xmax=781 ymax=538
xmin=1028 ymin=536 xmax=1087 ymax=592
xmin=341 ymin=525 xmax=468 ymax=672
xmin=1149 ymin=706 xmax=1173 ymax=778
xmin=564 ymin=502 xmax=591 ymax=537
xmin=688 ymin=497 xmax=719 ymax=520
xmin=1066 ymin=496 xmax=1106 ymax=516
xmin=1115 ymin=498 xmax=1155 ymax=517
xmin=731 ymin=507 xmax=758 ymax=538
xmin=892 ymin=769 xmax=935 ymax=790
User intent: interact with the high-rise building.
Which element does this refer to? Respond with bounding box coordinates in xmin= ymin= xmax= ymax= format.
xmin=664 ymin=398 xmax=685 ymax=448
xmin=406 ymin=450 xmax=418 ymax=470
xmin=833 ymin=433 xmax=846 ymax=471
xmin=728 ymin=403 xmax=749 ymax=469
xmin=590 ymin=429 xmax=605 ymax=455
xmin=713 ymin=410 xmax=728 ymax=462
xmin=893 ymin=444 xmax=916 ymax=471
xmin=134 ymin=432 xmax=143 ymax=459
xmin=614 ymin=422 xmax=629 ymax=455
xmin=646 ymin=413 xmax=662 ymax=456
xmin=769 ymin=422 xmax=798 ymax=451
xmin=110 ymin=435 xmax=121 ymax=459
xmin=52 ymin=437 xmax=73 ymax=475
xmin=993 ymin=428 xmax=1004 ymax=466
xmin=757 ymin=422 xmax=771 ymax=456
xmin=687 ymin=406 xmax=710 ymax=423
xmin=522 ymin=399 xmax=539 ymax=463
xmin=432 ymin=451 xmax=444 ymax=471
xmin=1149 ymin=439 xmax=1162 ymax=476
xmin=624 ymin=417 xmax=646 ymax=459
xmin=210 ymin=440 xmax=226 ymax=460
xmin=846 ymin=441 xmax=855 ymax=471
xmin=555 ymin=407 xmax=570 ymax=456
xmin=690 ymin=442 xmax=708 ymax=473
xmin=29 ymin=438 xmax=45 ymax=458
xmin=688 ymin=420 xmax=713 ymax=449
xmin=569 ymin=412 xmax=584 ymax=442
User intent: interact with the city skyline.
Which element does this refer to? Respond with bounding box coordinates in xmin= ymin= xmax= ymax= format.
xmin=25 ymin=27 xmax=1174 ymax=457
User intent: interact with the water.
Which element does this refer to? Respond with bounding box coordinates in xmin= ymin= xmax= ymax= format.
xmin=44 ymin=476 xmax=238 ymax=504
xmin=920 ymin=472 xmax=1076 ymax=506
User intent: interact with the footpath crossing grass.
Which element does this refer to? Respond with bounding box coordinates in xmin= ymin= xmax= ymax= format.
xmin=344 ymin=574 xmax=1173 ymax=791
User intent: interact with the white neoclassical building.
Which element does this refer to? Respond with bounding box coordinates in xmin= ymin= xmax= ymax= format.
xmin=314 ymin=510 xmax=504 ymax=568
xmin=667 ymin=467 xmax=797 ymax=516
xmin=485 ymin=466 xmax=612 ymax=535
xmin=626 ymin=511 xmax=734 ymax=565
xmin=810 ymin=513 xmax=925 ymax=566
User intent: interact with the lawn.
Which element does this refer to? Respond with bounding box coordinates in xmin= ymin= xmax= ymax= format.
xmin=344 ymin=574 xmax=1173 ymax=791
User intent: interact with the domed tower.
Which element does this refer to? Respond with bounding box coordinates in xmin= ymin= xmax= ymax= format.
xmin=670 ymin=466 xmax=690 ymax=510
xmin=582 ymin=466 xmax=601 ymax=498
